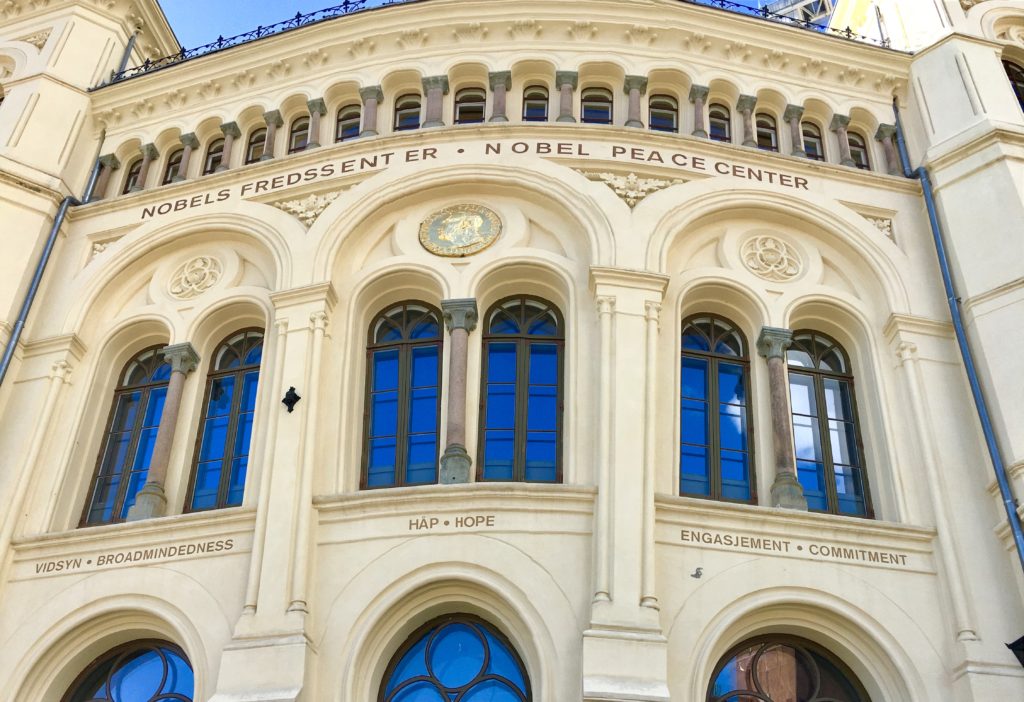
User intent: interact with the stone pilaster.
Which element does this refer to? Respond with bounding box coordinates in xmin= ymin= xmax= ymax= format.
xmin=831 ymin=113 xmax=855 ymax=167
xmin=440 ymin=299 xmax=478 ymax=484
xmin=489 ymin=71 xmax=511 ymax=123
xmin=689 ymin=85 xmax=709 ymax=138
xmin=756 ymin=328 xmax=807 ymax=510
xmin=360 ymin=85 xmax=383 ymax=137
xmin=306 ymin=98 xmax=327 ymax=149
xmin=218 ymin=122 xmax=241 ymax=172
xmin=875 ymin=124 xmax=901 ymax=175
xmin=737 ymin=94 xmax=758 ymax=147
xmin=784 ymin=104 xmax=805 ymax=157
xmin=422 ymin=75 xmax=450 ymax=128
xmin=260 ymin=110 xmax=284 ymax=161
xmin=172 ymin=132 xmax=199 ymax=182
xmin=130 ymin=143 xmax=159 ymax=192
xmin=556 ymin=71 xmax=578 ymax=123
xmin=624 ymin=75 xmax=648 ymax=128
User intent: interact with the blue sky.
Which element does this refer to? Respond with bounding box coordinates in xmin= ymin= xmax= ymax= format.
xmin=160 ymin=0 xmax=768 ymax=50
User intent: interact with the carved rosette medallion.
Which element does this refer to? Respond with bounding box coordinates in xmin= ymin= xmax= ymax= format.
xmin=169 ymin=256 xmax=223 ymax=299
xmin=741 ymin=236 xmax=802 ymax=282
xmin=419 ymin=204 xmax=501 ymax=257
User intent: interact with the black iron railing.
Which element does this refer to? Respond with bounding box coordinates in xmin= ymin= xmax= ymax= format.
xmin=101 ymin=0 xmax=891 ymax=86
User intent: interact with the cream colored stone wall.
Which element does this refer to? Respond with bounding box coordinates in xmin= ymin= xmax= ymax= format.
xmin=0 ymin=1 xmax=1023 ymax=701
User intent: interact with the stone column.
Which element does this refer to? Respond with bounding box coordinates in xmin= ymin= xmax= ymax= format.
xmin=689 ymin=85 xmax=709 ymax=138
xmin=831 ymin=113 xmax=855 ymax=166
xmin=127 ymin=342 xmax=200 ymax=521
xmin=218 ymin=122 xmax=240 ymax=172
xmin=306 ymin=98 xmax=326 ymax=149
xmin=440 ymin=299 xmax=478 ymax=484
xmin=489 ymin=71 xmax=511 ymax=123
xmin=875 ymin=124 xmax=901 ymax=175
xmin=91 ymin=154 xmax=120 ymax=201
xmin=623 ymin=75 xmax=648 ymax=128
xmin=422 ymin=75 xmax=450 ymax=128
xmin=260 ymin=110 xmax=283 ymax=161
xmin=756 ymin=328 xmax=807 ymax=510
xmin=172 ymin=132 xmax=199 ymax=182
xmin=737 ymin=95 xmax=758 ymax=147
xmin=556 ymin=71 xmax=578 ymax=123
xmin=360 ymin=85 xmax=383 ymax=137
xmin=784 ymin=104 xmax=805 ymax=157
xmin=130 ymin=143 xmax=159 ymax=192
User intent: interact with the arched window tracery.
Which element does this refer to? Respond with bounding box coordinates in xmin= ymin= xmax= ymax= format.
xmin=62 ymin=640 xmax=194 ymax=702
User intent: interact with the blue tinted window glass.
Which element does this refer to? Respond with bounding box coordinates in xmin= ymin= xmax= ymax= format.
xmin=525 ymin=431 xmax=557 ymax=482
xmin=719 ymin=404 xmax=747 ymax=452
xmin=529 ymin=344 xmax=557 ymax=385
xmin=527 ymin=385 xmax=557 ymax=431
xmin=405 ymin=433 xmax=438 ymax=485
xmin=374 ymin=349 xmax=400 ymax=391
xmin=798 ymin=460 xmax=828 ymax=511
xmin=681 ymin=357 xmax=707 ymax=400
xmin=461 ymin=681 xmax=522 ymax=701
xmin=483 ymin=431 xmax=515 ymax=481
xmin=151 ymin=362 xmax=173 ymax=382
xmin=528 ymin=314 xmax=558 ymax=336
xmin=681 ymin=445 xmax=709 ymax=496
xmin=680 ymin=399 xmax=707 ymax=446
xmin=718 ymin=363 xmax=746 ymax=404
xmin=720 ymin=452 xmax=750 ymax=501
xmin=70 ymin=645 xmax=194 ymax=702
xmin=487 ymin=343 xmax=517 ymax=383
xmin=367 ymin=437 xmax=397 ymax=487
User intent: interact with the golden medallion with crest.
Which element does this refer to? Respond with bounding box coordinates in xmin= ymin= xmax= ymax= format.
xmin=419 ymin=204 xmax=501 ymax=257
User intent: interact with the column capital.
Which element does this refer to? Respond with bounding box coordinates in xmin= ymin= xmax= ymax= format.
xmin=220 ymin=121 xmax=241 ymax=138
xmin=141 ymin=142 xmax=160 ymax=160
xmin=422 ymin=75 xmax=450 ymax=94
xmin=360 ymin=84 xmax=384 ymax=102
xmin=179 ymin=132 xmax=199 ymax=149
xmin=623 ymin=75 xmax=648 ymax=95
xmin=875 ymin=123 xmax=897 ymax=140
xmin=442 ymin=298 xmax=479 ymax=333
xmin=830 ymin=113 xmax=851 ymax=131
xmin=162 ymin=342 xmax=200 ymax=374
xmin=688 ymin=84 xmax=709 ymax=103
xmin=757 ymin=327 xmax=794 ymax=360
xmin=99 ymin=153 xmax=121 ymax=169
xmin=556 ymin=70 xmax=579 ymax=89
xmin=783 ymin=104 xmax=805 ymax=122
xmin=489 ymin=70 xmax=512 ymax=91
xmin=736 ymin=94 xmax=757 ymax=113
xmin=307 ymin=97 xmax=327 ymax=115
xmin=263 ymin=109 xmax=283 ymax=127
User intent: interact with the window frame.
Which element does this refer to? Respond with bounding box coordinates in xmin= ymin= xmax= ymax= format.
xmin=336 ymin=103 xmax=362 ymax=142
xmin=1003 ymin=59 xmax=1024 ymax=111
xmin=287 ymin=116 xmax=310 ymax=154
xmin=394 ymin=93 xmax=422 ymax=131
xmin=121 ymin=158 xmax=143 ymax=194
xmin=848 ymin=131 xmax=871 ymax=170
xmin=454 ymin=86 xmax=487 ymax=124
xmin=755 ymin=113 xmax=779 ymax=152
xmin=161 ymin=148 xmax=183 ymax=185
xmin=802 ymin=121 xmax=825 ymax=161
xmin=244 ymin=128 xmax=267 ymax=164
xmin=708 ymin=103 xmax=732 ymax=143
xmin=580 ymin=86 xmax=614 ymax=125
xmin=61 ymin=639 xmax=193 ymax=702
xmin=522 ymin=84 xmax=550 ymax=122
xmin=202 ymin=138 xmax=224 ymax=175
xmin=649 ymin=93 xmax=679 ymax=133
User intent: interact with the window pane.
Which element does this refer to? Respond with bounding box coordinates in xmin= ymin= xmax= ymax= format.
xmin=405 ymin=433 xmax=437 ymax=485
xmin=191 ymin=461 xmax=221 ymax=511
xmin=529 ymin=343 xmax=558 ymax=384
xmin=486 ymin=384 xmax=516 ymax=430
xmin=681 ymin=356 xmax=708 ymax=400
xmin=483 ymin=430 xmax=515 ymax=480
xmin=718 ymin=362 xmax=746 ymax=404
xmin=719 ymin=404 xmax=747 ymax=451
xmin=792 ymin=414 xmax=822 ymax=462
xmin=823 ymin=378 xmax=854 ymax=420
xmin=720 ymin=452 xmax=750 ymax=501
xmin=798 ymin=459 xmax=828 ymax=511
xmin=373 ymin=349 xmax=400 ymax=391
xmin=525 ymin=431 xmax=557 ymax=482
xmin=835 ymin=465 xmax=867 ymax=516
xmin=367 ymin=437 xmax=397 ymax=487
xmin=487 ymin=343 xmax=517 ymax=383
xmin=681 ymin=445 xmax=710 ymax=496
xmin=828 ymin=420 xmax=859 ymax=466
xmin=681 ymin=399 xmax=708 ymax=446
xmin=789 ymin=373 xmax=817 ymax=416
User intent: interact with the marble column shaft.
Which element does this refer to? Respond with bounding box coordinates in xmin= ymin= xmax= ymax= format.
xmin=489 ymin=71 xmax=511 ymax=123
xmin=306 ymin=98 xmax=326 ymax=149
xmin=556 ymin=71 xmax=578 ymax=123
xmin=624 ymin=75 xmax=647 ymax=128
xmin=689 ymin=85 xmax=709 ymax=138
xmin=422 ymin=75 xmax=450 ymax=128
xmin=130 ymin=143 xmax=159 ymax=192
xmin=261 ymin=110 xmax=283 ymax=161
xmin=440 ymin=299 xmax=478 ymax=484
xmin=757 ymin=328 xmax=807 ymax=510
xmin=737 ymin=94 xmax=758 ymax=147
xmin=173 ymin=132 xmax=199 ymax=182
xmin=876 ymin=124 xmax=901 ymax=175
xmin=831 ymin=113 xmax=855 ymax=166
xmin=360 ymin=85 xmax=383 ymax=137
xmin=784 ymin=104 xmax=805 ymax=157
xmin=218 ymin=122 xmax=241 ymax=172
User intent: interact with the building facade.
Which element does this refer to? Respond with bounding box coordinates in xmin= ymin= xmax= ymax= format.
xmin=0 ymin=0 xmax=1023 ymax=700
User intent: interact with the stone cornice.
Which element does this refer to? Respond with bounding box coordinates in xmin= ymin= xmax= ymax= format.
xmin=589 ymin=266 xmax=670 ymax=295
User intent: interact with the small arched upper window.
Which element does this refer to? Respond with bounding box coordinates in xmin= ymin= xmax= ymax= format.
xmin=479 ymin=296 xmax=563 ymax=483
xmin=363 ymin=302 xmax=443 ymax=489
xmin=379 ymin=615 xmax=531 ymax=702
xmin=454 ymin=87 xmax=487 ymax=124
xmin=708 ymin=635 xmax=871 ymax=702
xmin=121 ymin=158 xmax=143 ymax=194
xmin=848 ymin=132 xmax=871 ymax=170
xmin=336 ymin=103 xmax=361 ymax=141
xmin=680 ymin=315 xmax=754 ymax=503
xmin=62 ymin=640 xmax=194 ymax=702
xmin=649 ymin=94 xmax=679 ymax=133
xmin=709 ymin=103 xmax=731 ymax=142
xmin=203 ymin=138 xmax=224 ymax=175
xmin=787 ymin=331 xmax=871 ymax=517
xmin=581 ymin=87 xmax=613 ymax=124
xmin=245 ymin=128 xmax=267 ymax=164
xmin=1004 ymin=60 xmax=1024 ymax=111
xmin=802 ymin=122 xmax=825 ymax=161
xmin=523 ymin=85 xmax=549 ymax=121
xmin=288 ymin=116 xmax=310 ymax=154
xmin=82 ymin=347 xmax=172 ymax=526
xmin=161 ymin=147 xmax=183 ymax=185
xmin=187 ymin=329 xmax=264 ymax=512
xmin=394 ymin=93 xmax=422 ymax=131
xmin=756 ymin=113 xmax=778 ymax=152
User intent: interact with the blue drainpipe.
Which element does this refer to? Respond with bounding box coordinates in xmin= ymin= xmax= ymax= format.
xmin=893 ymin=100 xmax=1024 ymax=576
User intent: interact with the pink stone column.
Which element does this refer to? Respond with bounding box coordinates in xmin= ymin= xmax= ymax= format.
xmin=306 ymin=98 xmax=326 ymax=149
xmin=90 ymin=154 xmax=120 ymax=201
xmin=422 ymin=75 xmax=450 ymax=128
xmin=261 ymin=110 xmax=283 ymax=161
xmin=689 ymin=85 xmax=709 ymax=138
xmin=218 ymin=121 xmax=240 ymax=172
xmin=440 ymin=299 xmax=478 ymax=484
xmin=624 ymin=75 xmax=647 ymax=128
xmin=737 ymin=95 xmax=758 ymax=147
xmin=489 ymin=71 xmax=511 ymax=123
xmin=831 ymin=113 xmax=855 ymax=166
xmin=876 ymin=124 xmax=901 ymax=175
xmin=360 ymin=85 xmax=383 ymax=136
xmin=130 ymin=143 xmax=159 ymax=192
xmin=556 ymin=71 xmax=578 ymax=123
xmin=757 ymin=328 xmax=807 ymax=510
xmin=784 ymin=104 xmax=805 ymax=157
xmin=172 ymin=132 xmax=199 ymax=182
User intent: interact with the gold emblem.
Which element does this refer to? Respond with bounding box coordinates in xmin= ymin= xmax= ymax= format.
xmin=419 ymin=204 xmax=501 ymax=257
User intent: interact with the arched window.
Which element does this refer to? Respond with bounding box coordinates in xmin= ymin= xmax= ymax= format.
xmin=244 ymin=128 xmax=267 ymax=164
xmin=82 ymin=347 xmax=171 ymax=526
xmin=380 ymin=615 xmax=531 ymax=702
xmin=479 ymin=296 xmax=563 ymax=483
xmin=363 ymin=303 xmax=443 ymax=489
xmin=709 ymin=103 xmax=731 ymax=142
xmin=581 ymin=87 xmax=613 ymax=124
xmin=202 ymin=138 xmax=224 ymax=175
xmin=1004 ymin=60 xmax=1024 ymax=111
xmin=62 ymin=640 xmax=194 ymax=702
xmin=187 ymin=330 xmax=263 ymax=512
xmin=848 ymin=132 xmax=871 ymax=170
xmin=756 ymin=113 xmax=779 ymax=151
xmin=161 ymin=148 xmax=183 ymax=185
xmin=121 ymin=158 xmax=143 ymax=194
xmin=288 ymin=116 xmax=310 ymax=153
xmin=336 ymin=103 xmax=361 ymax=141
xmin=802 ymin=122 xmax=825 ymax=161
xmin=708 ymin=635 xmax=870 ymax=702
xmin=522 ymin=85 xmax=549 ymax=121
xmin=680 ymin=315 xmax=754 ymax=502
xmin=394 ymin=94 xmax=422 ymax=131
xmin=787 ymin=331 xmax=871 ymax=517
xmin=454 ymin=87 xmax=487 ymax=124
xmin=649 ymin=94 xmax=679 ymax=133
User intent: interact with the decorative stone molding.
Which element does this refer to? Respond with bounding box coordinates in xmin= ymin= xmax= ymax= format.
xmin=304 ymin=48 xmax=329 ymax=69
xmin=272 ymin=190 xmax=344 ymax=227
xmin=348 ymin=37 xmax=376 ymax=58
xmin=397 ymin=29 xmax=428 ymax=49
xmin=625 ymin=25 xmax=657 ymax=46
xmin=168 ymin=256 xmax=223 ymax=299
xmin=509 ymin=19 xmax=542 ymax=39
xmin=763 ymin=49 xmax=789 ymax=70
xmin=16 ymin=28 xmax=51 ymax=49
xmin=442 ymin=298 xmax=479 ymax=333
xmin=568 ymin=20 xmax=597 ymax=41
xmin=196 ymin=79 xmax=222 ymax=99
xmin=960 ymin=0 xmax=991 ymax=10
xmin=741 ymin=236 xmax=802 ymax=282
xmin=453 ymin=22 xmax=488 ymax=41
xmin=578 ymin=171 xmax=684 ymax=208
xmin=866 ymin=216 xmax=895 ymax=242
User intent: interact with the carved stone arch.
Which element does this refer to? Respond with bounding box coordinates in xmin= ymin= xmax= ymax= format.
xmin=973 ymin=1 xmax=1024 ymax=43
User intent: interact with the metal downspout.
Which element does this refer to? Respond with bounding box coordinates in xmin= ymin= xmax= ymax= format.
xmin=893 ymin=100 xmax=1024 ymax=576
